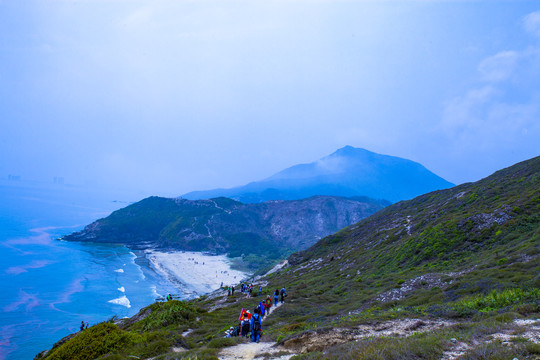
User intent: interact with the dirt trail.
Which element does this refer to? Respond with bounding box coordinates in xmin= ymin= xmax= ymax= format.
xmin=218 ymin=302 xmax=295 ymax=360
xmin=219 ymin=341 xmax=292 ymax=360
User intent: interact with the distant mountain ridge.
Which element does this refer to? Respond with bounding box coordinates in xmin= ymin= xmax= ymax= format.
xmin=62 ymin=195 xmax=389 ymax=268
xmin=183 ymin=146 xmax=454 ymax=203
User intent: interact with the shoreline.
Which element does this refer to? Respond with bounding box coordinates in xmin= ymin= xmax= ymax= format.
xmin=143 ymin=250 xmax=249 ymax=299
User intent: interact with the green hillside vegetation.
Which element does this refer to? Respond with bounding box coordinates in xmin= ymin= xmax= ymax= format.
xmin=39 ymin=156 xmax=540 ymax=360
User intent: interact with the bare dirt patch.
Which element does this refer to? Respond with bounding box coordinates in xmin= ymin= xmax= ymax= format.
xmin=280 ymin=318 xmax=454 ymax=353
xmin=375 ymin=269 xmax=472 ymax=303
xmin=219 ymin=342 xmax=294 ymax=360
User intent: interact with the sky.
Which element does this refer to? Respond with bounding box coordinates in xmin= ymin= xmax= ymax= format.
xmin=1 ymin=0 xmax=539 ymax=198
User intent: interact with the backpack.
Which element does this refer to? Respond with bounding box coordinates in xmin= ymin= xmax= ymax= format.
xmin=241 ymin=320 xmax=250 ymax=334
xmin=252 ymin=316 xmax=261 ymax=332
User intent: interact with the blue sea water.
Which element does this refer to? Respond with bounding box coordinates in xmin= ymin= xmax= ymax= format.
xmin=0 ymin=181 xmax=178 ymax=360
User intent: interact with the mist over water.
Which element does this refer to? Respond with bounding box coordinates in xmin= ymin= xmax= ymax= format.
xmin=0 ymin=181 xmax=179 ymax=360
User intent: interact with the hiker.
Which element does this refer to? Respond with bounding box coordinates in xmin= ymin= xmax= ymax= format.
xmin=224 ymin=326 xmax=236 ymax=337
xmin=274 ymin=289 xmax=279 ymax=305
xmin=228 ymin=287 xmax=231 ymax=296
xmin=259 ymin=301 xmax=265 ymax=318
xmin=248 ymin=285 xmax=253 ymax=297
xmin=265 ymin=295 xmax=272 ymax=314
xmin=232 ymin=285 xmax=235 ymax=296
xmin=280 ymin=287 xmax=287 ymax=303
xmin=250 ymin=308 xmax=262 ymax=343
xmin=80 ymin=321 xmax=85 ymax=332
xmin=240 ymin=313 xmax=250 ymax=337
xmin=85 ymin=322 xmax=89 ymax=329
xmin=259 ymin=285 xmax=262 ymax=296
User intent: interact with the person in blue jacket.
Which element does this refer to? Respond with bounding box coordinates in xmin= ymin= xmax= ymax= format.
xmin=250 ymin=307 xmax=262 ymax=343
xmin=259 ymin=302 xmax=265 ymax=318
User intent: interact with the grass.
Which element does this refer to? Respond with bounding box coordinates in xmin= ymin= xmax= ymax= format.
xmin=459 ymin=340 xmax=540 ymax=360
xmin=289 ymin=331 xmax=448 ymax=360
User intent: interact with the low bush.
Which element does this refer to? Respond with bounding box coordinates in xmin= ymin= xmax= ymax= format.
xmin=45 ymin=322 xmax=140 ymax=360
xmin=207 ymin=336 xmax=245 ymax=348
xmin=454 ymin=288 xmax=540 ymax=312
xmin=461 ymin=339 xmax=540 ymax=359
xmin=130 ymin=300 xmax=200 ymax=332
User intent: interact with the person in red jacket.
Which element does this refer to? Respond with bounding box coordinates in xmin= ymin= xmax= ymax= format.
xmin=265 ymin=295 xmax=272 ymax=314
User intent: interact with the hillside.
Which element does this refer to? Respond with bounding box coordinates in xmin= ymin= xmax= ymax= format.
xmin=183 ymin=146 xmax=454 ymax=203
xmin=62 ymin=195 xmax=389 ymax=269
xmin=39 ymin=156 xmax=540 ymax=360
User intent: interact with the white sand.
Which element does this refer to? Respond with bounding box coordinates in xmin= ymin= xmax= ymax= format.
xmin=146 ymin=250 xmax=248 ymax=298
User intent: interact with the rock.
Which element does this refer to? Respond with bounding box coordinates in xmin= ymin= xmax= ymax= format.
xmin=405 ymin=320 xmax=425 ymax=331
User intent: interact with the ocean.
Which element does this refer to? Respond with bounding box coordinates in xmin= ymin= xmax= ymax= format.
xmin=0 ymin=181 xmax=181 ymax=360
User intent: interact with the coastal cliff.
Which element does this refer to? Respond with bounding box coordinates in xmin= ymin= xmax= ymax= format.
xmin=63 ymin=195 xmax=389 ymax=267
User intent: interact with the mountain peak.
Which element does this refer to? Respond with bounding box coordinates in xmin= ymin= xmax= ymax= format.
xmin=330 ymin=146 xmax=372 ymax=157
xmin=183 ymin=147 xmax=454 ymax=203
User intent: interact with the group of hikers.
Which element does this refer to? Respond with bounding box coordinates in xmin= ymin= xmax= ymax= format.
xmin=224 ymin=287 xmax=287 ymax=342
xmin=225 ymin=282 xmax=265 ymax=297
xmin=79 ymin=321 xmax=89 ymax=331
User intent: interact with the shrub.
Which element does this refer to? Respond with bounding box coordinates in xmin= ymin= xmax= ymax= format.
xmin=131 ymin=300 xmax=199 ymax=332
xmin=45 ymin=322 xmax=140 ymax=360
xmin=461 ymin=339 xmax=540 ymax=359
xmin=207 ymin=337 xmax=244 ymax=348
xmin=455 ymin=288 xmax=540 ymax=312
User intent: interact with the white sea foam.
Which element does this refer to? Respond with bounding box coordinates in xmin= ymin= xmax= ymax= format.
xmin=150 ymin=285 xmax=160 ymax=298
xmin=108 ymin=295 xmax=131 ymax=308
xmin=114 ymin=269 xmax=124 ymax=273
xmin=146 ymin=250 xmax=248 ymax=298
xmin=118 ymin=287 xmax=125 ymax=293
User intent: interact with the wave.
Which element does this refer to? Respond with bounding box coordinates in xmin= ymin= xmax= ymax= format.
xmin=108 ymin=295 xmax=131 ymax=308
xmin=114 ymin=269 xmax=124 ymax=273
xmin=117 ymin=287 xmax=125 ymax=293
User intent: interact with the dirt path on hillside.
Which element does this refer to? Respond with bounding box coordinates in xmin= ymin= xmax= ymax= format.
xmin=219 ymin=341 xmax=293 ymax=360
xmin=218 ymin=302 xmax=296 ymax=360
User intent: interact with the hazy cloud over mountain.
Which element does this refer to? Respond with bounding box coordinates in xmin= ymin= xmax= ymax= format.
xmin=1 ymin=1 xmax=539 ymax=197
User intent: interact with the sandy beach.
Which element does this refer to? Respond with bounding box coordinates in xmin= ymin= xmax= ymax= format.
xmin=145 ymin=250 xmax=248 ymax=298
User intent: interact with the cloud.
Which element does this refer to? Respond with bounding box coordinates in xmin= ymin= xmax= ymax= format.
xmin=120 ymin=6 xmax=154 ymax=29
xmin=523 ymin=10 xmax=540 ymax=37
xmin=438 ymin=16 xmax=540 ymax=174
xmin=478 ymin=51 xmax=519 ymax=82
xmin=442 ymin=86 xmax=497 ymax=131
